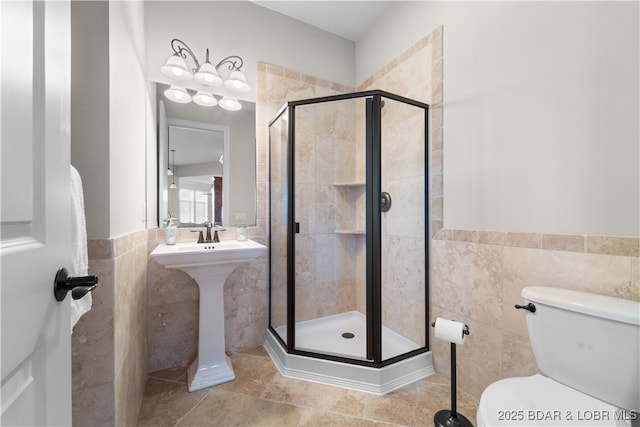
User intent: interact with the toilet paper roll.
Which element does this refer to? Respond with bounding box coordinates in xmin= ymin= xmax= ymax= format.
xmin=434 ymin=317 xmax=467 ymax=345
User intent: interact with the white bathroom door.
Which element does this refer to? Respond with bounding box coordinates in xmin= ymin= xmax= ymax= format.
xmin=1 ymin=0 xmax=72 ymax=425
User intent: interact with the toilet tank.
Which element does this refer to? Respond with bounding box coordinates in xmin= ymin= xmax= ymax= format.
xmin=522 ymin=286 xmax=640 ymax=412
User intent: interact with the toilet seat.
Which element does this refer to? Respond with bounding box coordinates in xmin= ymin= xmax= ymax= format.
xmin=477 ymin=374 xmax=632 ymax=427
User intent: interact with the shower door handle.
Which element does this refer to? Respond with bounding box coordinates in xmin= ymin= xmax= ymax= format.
xmin=380 ymin=192 xmax=392 ymax=212
xmin=294 ymin=222 xmax=300 ymax=233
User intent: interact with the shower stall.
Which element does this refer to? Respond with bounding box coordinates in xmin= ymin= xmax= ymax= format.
xmin=265 ymin=90 xmax=433 ymax=394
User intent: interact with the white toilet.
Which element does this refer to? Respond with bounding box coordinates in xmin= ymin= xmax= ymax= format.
xmin=477 ymin=286 xmax=639 ymax=427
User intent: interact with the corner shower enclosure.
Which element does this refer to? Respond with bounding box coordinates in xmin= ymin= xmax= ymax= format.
xmin=266 ymin=90 xmax=432 ymax=394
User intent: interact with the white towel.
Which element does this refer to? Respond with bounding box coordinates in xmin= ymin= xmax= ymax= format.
xmin=70 ymin=165 xmax=91 ymax=332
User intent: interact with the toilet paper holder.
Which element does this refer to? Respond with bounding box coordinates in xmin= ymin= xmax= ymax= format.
xmin=431 ymin=321 xmax=470 ymax=336
xmin=431 ymin=320 xmax=473 ymax=427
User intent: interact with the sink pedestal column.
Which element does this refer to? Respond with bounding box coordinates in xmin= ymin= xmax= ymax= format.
xmin=183 ymin=263 xmax=240 ymax=392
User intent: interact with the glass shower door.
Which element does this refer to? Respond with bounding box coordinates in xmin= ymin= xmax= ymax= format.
xmin=291 ymin=97 xmax=369 ymax=361
xmin=269 ymin=107 xmax=289 ymax=345
xmin=379 ymin=95 xmax=428 ymax=361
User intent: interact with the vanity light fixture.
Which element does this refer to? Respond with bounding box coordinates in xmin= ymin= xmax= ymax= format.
xmin=218 ymin=96 xmax=242 ymax=111
xmin=160 ymin=39 xmax=250 ymax=109
xmin=170 ymin=149 xmax=177 ymax=189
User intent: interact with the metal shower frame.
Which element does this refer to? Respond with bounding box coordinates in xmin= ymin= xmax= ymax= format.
xmin=268 ymin=89 xmax=430 ymax=369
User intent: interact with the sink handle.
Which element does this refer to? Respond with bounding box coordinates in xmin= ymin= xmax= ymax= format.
xmin=191 ymin=230 xmax=205 ymax=243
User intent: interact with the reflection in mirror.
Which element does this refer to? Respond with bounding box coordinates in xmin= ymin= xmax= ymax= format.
xmin=156 ymin=83 xmax=256 ymax=228
xmin=167 ymin=119 xmax=227 ymax=227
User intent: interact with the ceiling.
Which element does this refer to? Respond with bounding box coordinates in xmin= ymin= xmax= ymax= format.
xmin=251 ymin=1 xmax=393 ymax=41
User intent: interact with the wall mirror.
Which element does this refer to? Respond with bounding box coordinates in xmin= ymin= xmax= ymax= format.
xmin=156 ymin=83 xmax=256 ymax=228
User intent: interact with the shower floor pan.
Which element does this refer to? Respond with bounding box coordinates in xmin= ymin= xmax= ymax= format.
xmin=265 ymin=311 xmax=434 ymax=395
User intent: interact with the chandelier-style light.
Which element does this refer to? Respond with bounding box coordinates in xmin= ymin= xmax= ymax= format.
xmin=160 ymin=39 xmax=249 ymax=111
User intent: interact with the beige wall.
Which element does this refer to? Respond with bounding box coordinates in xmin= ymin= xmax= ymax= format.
xmin=358 ymin=2 xmax=639 ymax=237
xmin=71 ymin=0 xmax=150 ymax=240
xmin=71 ymin=1 xmax=110 ymax=239
xmin=144 ymin=1 xmax=356 ymax=104
xmin=109 ymin=1 xmax=149 ymax=238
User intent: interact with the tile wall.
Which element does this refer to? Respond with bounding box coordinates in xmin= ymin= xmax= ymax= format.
xmin=258 ymin=63 xmax=354 ymax=334
xmin=292 ymin=97 xmax=360 ymax=323
xmin=429 ymin=232 xmax=639 ymax=398
xmin=72 ymin=229 xmax=148 ymax=426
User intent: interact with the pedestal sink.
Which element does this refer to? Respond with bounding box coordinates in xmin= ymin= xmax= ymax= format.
xmin=150 ymin=239 xmax=266 ymax=392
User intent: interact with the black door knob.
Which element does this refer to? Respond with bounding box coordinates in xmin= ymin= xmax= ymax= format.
xmin=53 ymin=268 xmax=99 ymax=302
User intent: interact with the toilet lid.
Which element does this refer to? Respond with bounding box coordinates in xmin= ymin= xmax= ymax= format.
xmin=477 ymin=375 xmax=632 ymax=427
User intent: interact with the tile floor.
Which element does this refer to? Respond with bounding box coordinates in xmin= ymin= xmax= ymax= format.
xmin=137 ymin=347 xmax=479 ymax=426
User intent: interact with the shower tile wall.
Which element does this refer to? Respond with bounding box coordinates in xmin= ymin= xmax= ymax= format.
xmin=259 ymin=64 xmax=355 ymax=327
xmin=294 ymin=100 xmax=361 ymax=322
xmin=264 ymin=41 xmax=435 ymax=354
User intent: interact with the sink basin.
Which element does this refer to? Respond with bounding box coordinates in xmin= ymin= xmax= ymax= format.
xmin=150 ymin=239 xmax=266 ymax=392
xmin=151 ymin=239 xmax=266 ymax=268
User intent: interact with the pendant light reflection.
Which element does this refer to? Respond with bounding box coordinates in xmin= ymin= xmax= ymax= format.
xmin=164 ymin=86 xmax=191 ymax=104
xmin=169 ymin=149 xmax=177 ymax=189
xmin=193 ymin=91 xmax=217 ymax=107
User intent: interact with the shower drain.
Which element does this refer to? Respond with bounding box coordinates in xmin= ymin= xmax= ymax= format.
xmin=341 ymin=332 xmax=355 ymax=339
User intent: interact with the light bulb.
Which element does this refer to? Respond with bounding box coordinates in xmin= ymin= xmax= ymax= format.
xmin=164 ymin=86 xmax=191 ymax=104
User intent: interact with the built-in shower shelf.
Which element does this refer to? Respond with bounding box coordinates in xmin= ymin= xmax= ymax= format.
xmin=335 ymin=229 xmax=365 ymax=235
xmin=333 ymin=181 xmax=365 ymax=187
